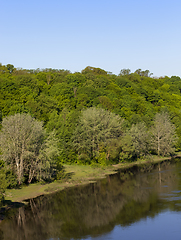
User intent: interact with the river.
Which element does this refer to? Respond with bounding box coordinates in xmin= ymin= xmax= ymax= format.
xmin=0 ymin=159 xmax=181 ymax=240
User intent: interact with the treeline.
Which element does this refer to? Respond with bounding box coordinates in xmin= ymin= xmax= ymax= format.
xmin=1 ymin=64 xmax=181 ymax=157
xmin=0 ymin=63 xmax=181 ymax=194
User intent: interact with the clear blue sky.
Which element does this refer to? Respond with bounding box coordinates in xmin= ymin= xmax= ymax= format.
xmin=1 ymin=0 xmax=181 ymax=77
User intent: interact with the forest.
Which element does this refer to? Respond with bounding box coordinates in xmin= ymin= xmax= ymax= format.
xmin=0 ymin=63 xmax=181 ymax=203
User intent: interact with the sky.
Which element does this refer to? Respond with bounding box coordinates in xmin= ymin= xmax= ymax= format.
xmin=1 ymin=0 xmax=181 ymax=77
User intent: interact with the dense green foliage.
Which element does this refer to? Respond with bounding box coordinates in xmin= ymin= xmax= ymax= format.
xmin=0 ymin=160 xmax=17 ymax=206
xmin=0 ymin=64 xmax=181 ymax=165
xmin=0 ymin=163 xmax=7 ymax=206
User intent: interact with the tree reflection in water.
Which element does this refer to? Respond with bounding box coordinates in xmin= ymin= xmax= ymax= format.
xmin=0 ymin=160 xmax=181 ymax=240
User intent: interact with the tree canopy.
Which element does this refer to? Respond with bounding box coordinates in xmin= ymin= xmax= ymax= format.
xmin=0 ymin=64 xmax=180 ymax=165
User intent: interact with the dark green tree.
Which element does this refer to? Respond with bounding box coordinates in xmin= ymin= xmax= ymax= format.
xmin=119 ymin=69 xmax=131 ymax=76
xmin=120 ymin=122 xmax=150 ymax=161
xmin=6 ymin=64 xmax=15 ymax=74
xmin=0 ymin=163 xmax=7 ymax=206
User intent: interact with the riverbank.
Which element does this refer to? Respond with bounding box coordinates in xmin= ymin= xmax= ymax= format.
xmin=3 ymin=154 xmax=181 ymax=204
xmin=0 ymin=154 xmax=180 ymax=222
xmin=1 ymin=156 xmax=181 ymax=238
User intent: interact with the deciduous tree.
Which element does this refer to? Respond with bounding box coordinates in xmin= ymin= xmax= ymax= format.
xmin=120 ymin=122 xmax=150 ymax=161
xmin=119 ymin=68 xmax=131 ymax=76
xmin=0 ymin=113 xmax=59 ymax=184
xmin=73 ymin=107 xmax=124 ymax=163
xmin=151 ymin=112 xmax=178 ymax=156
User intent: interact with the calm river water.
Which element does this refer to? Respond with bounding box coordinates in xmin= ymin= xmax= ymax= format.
xmin=0 ymin=159 xmax=181 ymax=240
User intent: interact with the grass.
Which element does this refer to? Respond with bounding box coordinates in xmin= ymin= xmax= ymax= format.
xmin=4 ymin=153 xmax=181 ymax=204
xmin=4 ymin=164 xmax=116 ymax=203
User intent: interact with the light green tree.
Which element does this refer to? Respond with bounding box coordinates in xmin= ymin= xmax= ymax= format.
xmin=0 ymin=113 xmax=60 ymax=184
xmin=73 ymin=107 xmax=124 ymax=164
xmin=151 ymin=112 xmax=178 ymax=156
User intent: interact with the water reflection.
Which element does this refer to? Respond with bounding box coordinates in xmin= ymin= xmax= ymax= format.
xmin=1 ymin=160 xmax=181 ymax=240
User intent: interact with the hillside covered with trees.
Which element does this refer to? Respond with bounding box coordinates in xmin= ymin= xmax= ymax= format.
xmin=0 ymin=63 xmax=181 ymax=202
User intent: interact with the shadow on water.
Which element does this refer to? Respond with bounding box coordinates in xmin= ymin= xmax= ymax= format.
xmin=0 ymin=159 xmax=181 ymax=240
xmin=0 ymin=200 xmax=25 ymax=219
